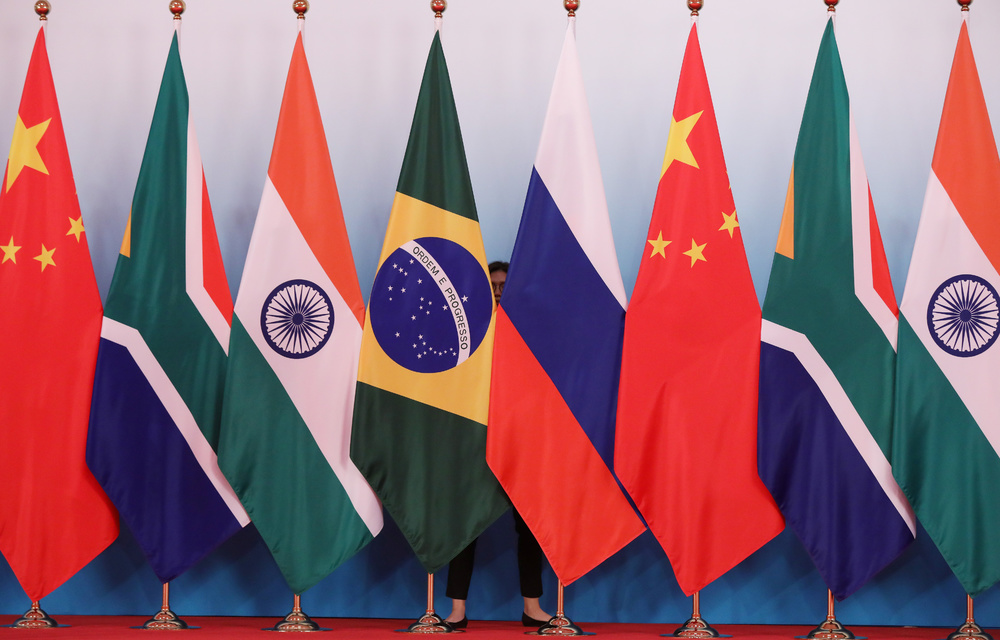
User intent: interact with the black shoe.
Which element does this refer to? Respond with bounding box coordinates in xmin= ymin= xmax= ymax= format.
xmin=522 ymin=612 xmax=550 ymax=627
xmin=443 ymin=617 xmax=468 ymax=630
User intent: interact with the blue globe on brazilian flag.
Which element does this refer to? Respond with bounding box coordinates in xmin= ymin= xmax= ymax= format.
xmin=370 ymin=237 xmax=492 ymax=374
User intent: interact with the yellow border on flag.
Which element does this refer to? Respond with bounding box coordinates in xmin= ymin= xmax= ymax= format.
xmin=358 ymin=192 xmax=495 ymax=425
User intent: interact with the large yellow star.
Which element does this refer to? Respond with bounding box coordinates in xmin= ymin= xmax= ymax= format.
xmin=1 ymin=236 xmax=21 ymax=264
xmin=33 ymin=244 xmax=56 ymax=272
xmin=661 ymin=110 xmax=703 ymax=175
xmin=682 ymin=238 xmax=707 ymax=267
xmin=719 ymin=210 xmax=740 ymax=238
xmin=647 ymin=231 xmax=671 ymax=258
xmin=67 ymin=216 xmax=86 ymax=242
xmin=6 ymin=115 xmax=51 ymax=193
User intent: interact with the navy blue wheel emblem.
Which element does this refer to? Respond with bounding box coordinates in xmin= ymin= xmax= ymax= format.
xmin=926 ymin=274 xmax=1000 ymax=358
xmin=260 ymin=279 xmax=334 ymax=359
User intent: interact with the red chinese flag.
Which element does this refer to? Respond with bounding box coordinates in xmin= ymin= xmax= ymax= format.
xmin=0 ymin=26 xmax=118 ymax=602
xmin=613 ymin=22 xmax=784 ymax=596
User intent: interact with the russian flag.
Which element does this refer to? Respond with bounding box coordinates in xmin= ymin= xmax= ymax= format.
xmin=486 ymin=17 xmax=645 ymax=587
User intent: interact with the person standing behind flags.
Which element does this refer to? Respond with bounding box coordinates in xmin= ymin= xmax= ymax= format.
xmin=442 ymin=261 xmax=551 ymax=631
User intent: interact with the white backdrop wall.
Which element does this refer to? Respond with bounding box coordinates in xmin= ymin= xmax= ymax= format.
xmin=2 ymin=0 xmax=1000 ymax=625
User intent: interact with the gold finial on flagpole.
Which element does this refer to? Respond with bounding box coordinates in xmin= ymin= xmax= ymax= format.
xmin=825 ymin=0 xmax=838 ymax=11
xmin=294 ymin=0 xmax=309 ymax=19
xmin=564 ymin=0 xmax=579 ymax=17
xmin=688 ymin=0 xmax=703 ymax=16
xmin=431 ymin=0 xmax=446 ymax=18
xmin=34 ymin=1 xmax=49 ymax=20
xmin=958 ymin=0 xmax=972 ymax=11
xmin=169 ymin=0 xmax=184 ymax=19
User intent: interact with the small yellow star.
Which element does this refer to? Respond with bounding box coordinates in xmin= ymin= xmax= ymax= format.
xmin=682 ymin=238 xmax=707 ymax=267
xmin=647 ymin=231 xmax=671 ymax=259
xmin=6 ymin=115 xmax=51 ymax=193
xmin=67 ymin=216 xmax=86 ymax=242
xmin=1 ymin=236 xmax=21 ymax=264
xmin=33 ymin=244 xmax=56 ymax=272
xmin=719 ymin=210 xmax=740 ymax=238
xmin=661 ymin=110 xmax=703 ymax=175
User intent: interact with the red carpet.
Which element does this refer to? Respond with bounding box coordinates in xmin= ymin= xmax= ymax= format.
xmin=0 ymin=616 xmax=960 ymax=639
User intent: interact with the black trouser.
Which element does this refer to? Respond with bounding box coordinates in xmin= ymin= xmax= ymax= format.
xmin=445 ymin=509 xmax=543 ymax=600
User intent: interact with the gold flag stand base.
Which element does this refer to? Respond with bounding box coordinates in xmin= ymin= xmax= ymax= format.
xmin=945 ymin=596 xmax=994 ymax=640
xmin=13 ymin=601 xmax=59 ymax=628
xmin=141 ymin=607 xmax=190 ymax=631
xmin=529 ymin=583 xmax=589 ymax=636
xmin=803 ymin=617 xmax=855 ymax=640
xmin=665 ymin=592 xmax=729 ymax=638
xmin=799 ymin=590 xmax=862 ymax=640
xmin=535 ymin=614 xmax=585 ymax=636
xmin=398 ymin=574 xmax=454 ymax=633
xmin=137 ymin=583 xmax=191 ymax=630
xmin=404 ymin=612 xmax=453 ymax=634
xmin=670 ymin=614 xmax=722 ymax=638
xmin=947 ymin=621 xmax=994 ymax=640
xmin=265 ymin=595 xmax=325 ymax=632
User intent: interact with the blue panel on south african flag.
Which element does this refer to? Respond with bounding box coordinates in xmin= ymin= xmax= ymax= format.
xmin=86 ymin=338 xmax=244 ymax=583
xmin=758 ymin=342 xmax=915 ymax=599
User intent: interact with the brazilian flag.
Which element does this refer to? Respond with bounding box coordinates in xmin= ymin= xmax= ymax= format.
xmin=350 ymin=30 xmax=508 ymax=573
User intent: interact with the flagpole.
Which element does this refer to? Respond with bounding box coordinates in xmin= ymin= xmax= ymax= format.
xmin=265 ymin=594 xmax=323 ymax=633
xmin=945 ymin=595 xmax=994 ymax=640
xmin=11 ymin=5 xmax=59 ymax=631
xmin=403 ymin=573 xmax=451 ymax=633
xmin=801 ymin=589 xmax=859 ymax=640
xmin=535 ymin=582 xmax=583 ymax=636
xmin=537 ymin=5 xmax=592 ymax=637
xmin=668 ymin=591 xmax=728 ymax=638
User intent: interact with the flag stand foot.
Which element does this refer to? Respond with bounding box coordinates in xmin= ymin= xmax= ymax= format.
xmin=946 ymin=596 xmax=994 ymax=640
xmin=536 ymin=614 xmax=585 ymax=636
xmin=531 ymin=582 xmax=589 ymax=636
xmin=665 ymin=591 xmax=729 ymax=638
xmin=398 ymin=574 xmax=453 ymax=633
xmin=13 ymin=601 xmax=58 ymax=628
xmin=141 ymin=608 xmax=189 ymax=631
xmin=799 ymin=590 xmax=861 ymax=640
xmin=140 ymin=584 xmax=191 ymax=630
xmin=947 ymin=621 xmax=994 ymax=640
xmin=403 ymin=612 xmax=453 ymax=634
xmin=265 ymin=595 xmax=324 ymax=632
xmin=804 ymin=617 xmax=855 ymax=640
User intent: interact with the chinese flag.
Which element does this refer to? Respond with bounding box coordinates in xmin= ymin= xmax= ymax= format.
xmin=613 ymin=22 xmax=784 ymax=595
xmin=0 ymin=26 xmax=118 ymax=602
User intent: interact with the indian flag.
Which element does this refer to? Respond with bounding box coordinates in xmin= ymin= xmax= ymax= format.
xmin=217 ymin=30 xmax=382 ymax=595
xmin=892 ymin=16 xmax=1000 ymax=597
